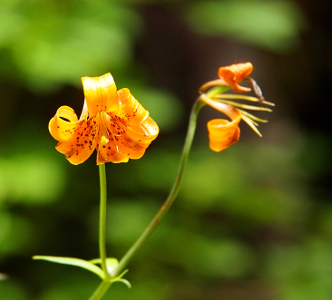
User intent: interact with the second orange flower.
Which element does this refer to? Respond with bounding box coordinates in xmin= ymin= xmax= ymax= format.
xmin=199 ymin=62 xmax=274 ymax=152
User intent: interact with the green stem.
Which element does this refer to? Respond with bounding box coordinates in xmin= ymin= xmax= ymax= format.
xmin=88 ymin=164 xmax=111 ymax=300
xmin=205 ymin=85 xmax=230 ymax=98
xmin=111 ymin=98 xmax=206 ymax=278
xmin=98 ymin=164 xmax=109 ymax=280
xmin=88 ymin=280 xmax=112 ymax=300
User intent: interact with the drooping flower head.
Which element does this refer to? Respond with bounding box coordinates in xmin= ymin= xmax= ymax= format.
xmin=199 ymin=62 xmax=274 ymax=152
xmin=49 ymin=73 xmax=159 ymax=165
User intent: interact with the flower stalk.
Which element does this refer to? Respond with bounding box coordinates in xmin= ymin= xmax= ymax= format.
xmin=86 ymin=164 xmax=111 ymax=300
xmin=98 ymin=164 xmax=109 ymax=280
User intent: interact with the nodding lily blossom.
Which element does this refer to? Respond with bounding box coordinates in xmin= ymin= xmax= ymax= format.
xmin=49 ymin=73 xmax=159 ymax=165
xmin=199 ymin=62 xmax=274 ymax=152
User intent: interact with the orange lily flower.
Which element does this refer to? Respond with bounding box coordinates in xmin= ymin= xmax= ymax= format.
xmin=199 ymin=63 xmax=274 ymax=152
xmin=49 ymin=73 xmax=159 ymax=165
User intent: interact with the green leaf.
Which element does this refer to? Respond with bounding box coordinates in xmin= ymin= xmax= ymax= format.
xmin=33 ymin=256 xmax=104 ymax=279
xmin=111 ymin=269 xmax=131 ymax=288
xmin=113 ymin=277 xmax=132 ymax=289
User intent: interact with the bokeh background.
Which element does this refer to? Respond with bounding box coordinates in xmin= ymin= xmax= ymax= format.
xmin=1 ymin=0 xmax=332 ymax=299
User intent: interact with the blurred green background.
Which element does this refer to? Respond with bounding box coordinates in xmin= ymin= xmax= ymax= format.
xmin=1 ymin=0 xmax=332 ymax=299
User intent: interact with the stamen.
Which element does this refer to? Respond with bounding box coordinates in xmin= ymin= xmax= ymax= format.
xmin=109 ymin=129 xmax=119 ymax=153
xmin=240 ymin=114 xmax=262 ymax=137
xmin=238 ymin=109 xmax=268 ymax=123
xmin=214 ymin=94 xmax=275 ymax=107
xmin=214 ymin=99 xmax=273 ymax=112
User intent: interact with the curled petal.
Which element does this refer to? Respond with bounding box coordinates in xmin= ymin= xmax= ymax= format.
xmin=121 ymin=120 xmax=158 ymax=159
xmin=49 ymin=106 xmax=79 ymax=142
xmin=207 ymin=118 xmax=240 ymax=152
xmin=81 ymin=73 xmax=119 ymax=117
xmin=218 ymin=62 xmax=253 ymax=93
xmin=201 ymin=96 xmax=241 ymax=152
xmin=79 ymin=100 xmax=89 ymax=120
xmin=56 ymin=117 xmax=99 ymax=165
xmin=121 ymin=119 xmax=159 ymax=160
xmin=117 ymin=88 xmax=149 ymax=126
xmin=127 ymin=117 xmax=159 ymax=142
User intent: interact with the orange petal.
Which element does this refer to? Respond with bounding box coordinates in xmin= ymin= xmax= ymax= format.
xmin=202 ymin=97 xmax=241 ymax=120
xmin=55 ymin=116 xmax=100 ymax=165
xmin=81 ymin=73 xmax=119 ymax=117
xmin=117 ymin=88 xmax=149 ymax=126
xmin=207 ymin=118 xmax=240 ymax=152
xmin=217 ymin=62 xmax=253 ymax=93
xmin=201 ymin=96 xmax=241 ymax=152
xmin=126 ymin=117 xmax=159 ymax=142
xmin=96 ymin=132 xmax=146 ymax=164
xmin=49 ymin=106 xmax=79 ymax=142
xmin=96 ymin=137 xmax=130 ymax=164
xmin=121 ymin=116 xmax=159 ymax=159
xmin=97 ymin=114 xmax=159 ymax=164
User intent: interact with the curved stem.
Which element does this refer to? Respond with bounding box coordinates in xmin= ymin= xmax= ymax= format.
xmin=111 ymin=98 xmax=206 ymax=278
xmin=98 ymin=164 xmax=109 ymax=280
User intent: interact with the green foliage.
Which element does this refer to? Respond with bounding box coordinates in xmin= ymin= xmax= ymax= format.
xmin=0 ymin=0 xmax=142 ymax=91
xmin=186 ymin=0 xmax=307 ymax=52
xmin=180 ymin=143 xmax=309 ymax=225
xmin=0 ymin=280 xmax=27 ymax=300
xmin=132 ymin=87 xmax=184 ymax=132
xmin=0 ymin=124 xmax=66 ymax=205
xmin=0 ymin=211 xmax=33 ymax=255
xmin=266 ymin=238 xmax=332 ymax=300
xmin=0 ymin=155 xmax=65 ymax=205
